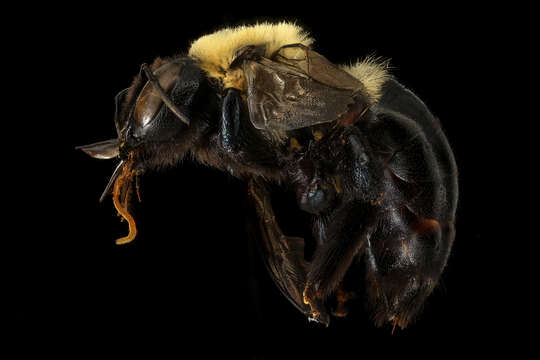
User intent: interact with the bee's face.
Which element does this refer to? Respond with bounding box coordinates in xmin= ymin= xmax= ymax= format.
xmin=116 ymin=58 xmax=212 ymax=160
xmin=77 ymin=57 xmax=219 ymax=206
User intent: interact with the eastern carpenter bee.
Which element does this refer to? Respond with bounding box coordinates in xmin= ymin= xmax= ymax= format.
xmin=78 ymin=22 xmax=458 ymax=329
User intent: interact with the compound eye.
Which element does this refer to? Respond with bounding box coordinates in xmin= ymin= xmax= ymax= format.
xmin=133 ymin=61 xmax=183 ymax=128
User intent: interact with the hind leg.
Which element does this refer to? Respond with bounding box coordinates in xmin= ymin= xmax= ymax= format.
xmin=364 ymin=207 xmax=455 ymax=329
xmin=301 ymin=128 xmax=385 ymax=322
xmin=302 ymin=201 xmax=379 ymax=321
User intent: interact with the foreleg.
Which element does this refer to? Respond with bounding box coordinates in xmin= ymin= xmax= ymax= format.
xmin=218 ymin=88 xmax=279 ymax=173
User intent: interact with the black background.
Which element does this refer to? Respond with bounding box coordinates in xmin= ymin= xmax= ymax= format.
xmin=13 ymin=4 xmax=525 ymax=358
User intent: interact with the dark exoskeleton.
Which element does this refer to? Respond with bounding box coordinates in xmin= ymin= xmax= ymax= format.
xmin=78 ymin=43 xmax=458 ymax=329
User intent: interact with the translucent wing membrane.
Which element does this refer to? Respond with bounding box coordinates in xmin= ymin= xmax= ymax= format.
xmin=241 ymin=44 xmax=370 ymax=133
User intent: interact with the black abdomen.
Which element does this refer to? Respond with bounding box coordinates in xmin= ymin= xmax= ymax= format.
xmin=374 ymin=78 xmax=458 ymax=222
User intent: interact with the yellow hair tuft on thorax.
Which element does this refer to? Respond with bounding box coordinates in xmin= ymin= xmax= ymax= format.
xmin=188 ymin=22 xmax=313 ymax=89
xmin=188 ymin=23 xmax=390 ymax=100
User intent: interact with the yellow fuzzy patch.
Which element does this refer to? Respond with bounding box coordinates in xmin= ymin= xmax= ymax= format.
xmin=188 ymin=23 xmax=390 ymax=100
xmin=341 ymin=56 xmax=391 ymax=101
xmin=188 ymin=22 xmax=313 ymax=89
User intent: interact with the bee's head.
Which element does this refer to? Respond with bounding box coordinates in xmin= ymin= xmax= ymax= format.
xmin=76 ymin=57 xmax=219 ymax=244
xmin=79 ymin=56 xmax=220 ymax=184
xmin=117 ymin=57 xmax=218 ymax=161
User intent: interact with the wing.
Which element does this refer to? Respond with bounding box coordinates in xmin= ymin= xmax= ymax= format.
xmin=241 ymin=44 xmax=370 ymax=132
xmin=247 ymin=178 xmax=330 ymax=325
